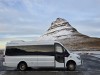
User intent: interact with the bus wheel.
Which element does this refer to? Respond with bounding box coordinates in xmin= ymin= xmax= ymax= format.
xmin=17 ymin=62 xmax=27 ymax=71
xmin=66 ymin=61 xmax=76 ymax=71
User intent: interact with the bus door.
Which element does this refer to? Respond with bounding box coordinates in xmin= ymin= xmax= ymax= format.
xmin=55 ymin=43 xmax=65 ymax=68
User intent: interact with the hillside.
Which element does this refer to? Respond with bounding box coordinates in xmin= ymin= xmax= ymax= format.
xmin=39 ymin=18 xmax=100 ymax=50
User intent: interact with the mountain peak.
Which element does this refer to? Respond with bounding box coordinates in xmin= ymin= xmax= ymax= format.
xmin=55 ymin=18 xmax=67 ymax=22
xmin=51 ymin=18 xmax=68 ymax=25
xmin=38 ymin=18 xmax=84 ymax=40
xmin=49 ymin=18 xmax=71 ymax=31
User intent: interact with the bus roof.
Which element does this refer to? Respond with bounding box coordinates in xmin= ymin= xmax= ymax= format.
xmin=6 ymin=40 xmax=59 ymax=46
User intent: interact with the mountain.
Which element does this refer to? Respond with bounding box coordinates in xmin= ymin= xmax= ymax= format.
xmin=39 ymin=18 xmax=88 ymax=40
xmin=38 ymin=18 xmax=100 ymax=51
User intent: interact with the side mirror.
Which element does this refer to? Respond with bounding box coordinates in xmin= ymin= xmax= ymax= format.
xmin=64 ymin=50 xmax=70 ymax=57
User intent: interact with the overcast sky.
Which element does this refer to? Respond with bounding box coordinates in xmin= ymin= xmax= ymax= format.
xmin=0 ymin=0 xmax=100 ymax=49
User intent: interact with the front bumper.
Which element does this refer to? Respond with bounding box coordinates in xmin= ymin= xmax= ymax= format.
xmin=77 ymin=59 xmax=83 ymax=66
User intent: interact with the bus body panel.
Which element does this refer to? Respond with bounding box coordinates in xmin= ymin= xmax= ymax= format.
xmin=37 ymin=56 xmax=54 ymax=67
xmin=3 ymin=56 xmax=37 ymax=67
xmin=65 ymin=53 xmax=82 ymax=66
xmin=55 ymin=61 xmax=64 ymax=68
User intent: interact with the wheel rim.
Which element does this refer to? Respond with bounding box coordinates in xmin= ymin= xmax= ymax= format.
xmin=69 ymin=64 xmax=74 ymax=70
xmin=67 ymin=63 xmax=75 ymax=71
xmin=20 ymin=64 xmax=26 ymax=70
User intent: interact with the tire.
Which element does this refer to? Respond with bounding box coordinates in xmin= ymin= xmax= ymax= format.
xmin=66 ymin=62 xmax=76 ymax=71
xmin=17 ymin=62 xmax=27 ymax=71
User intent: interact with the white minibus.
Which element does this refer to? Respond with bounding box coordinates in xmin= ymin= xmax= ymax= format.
xmin=3 ymin=41 xmax=82 ymax=71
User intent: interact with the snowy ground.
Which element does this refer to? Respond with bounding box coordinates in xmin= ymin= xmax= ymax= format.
xmin=90 ymin=54 xmax=100 ymax=58
xmin=73 ymin=51 xmax=100 ymax=58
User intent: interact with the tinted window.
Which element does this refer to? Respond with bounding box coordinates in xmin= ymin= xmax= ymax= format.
xmin=6 ymin=45 xmax=54 ymax=56
xmin=55 ymin=44 xmax=63 ymax=53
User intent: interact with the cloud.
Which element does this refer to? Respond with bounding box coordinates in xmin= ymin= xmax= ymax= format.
xmin=0 ymin=0 xmax=100 ymax=35
xmin=0 ymin=0 xmax=100 ymax=49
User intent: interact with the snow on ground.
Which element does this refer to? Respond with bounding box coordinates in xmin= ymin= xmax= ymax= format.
xmin=91 ymin=54 xmax=100 ymax=58
xmin=73 ymin=51 xmax=100 ymax=58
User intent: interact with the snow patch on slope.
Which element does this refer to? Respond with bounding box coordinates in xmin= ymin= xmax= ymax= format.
xmin=38 ymin=18 xmax=79 ymax=41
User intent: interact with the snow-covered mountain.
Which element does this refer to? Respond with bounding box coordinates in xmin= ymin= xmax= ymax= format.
xmin=39 ymin=18 xmax=88 ymax=41
xmin=38 ymin=18 xmax=100 ymax=50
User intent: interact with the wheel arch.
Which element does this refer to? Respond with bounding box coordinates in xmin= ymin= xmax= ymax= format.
xmin=17 ymin=61 xmax=27 ymax=67
xmin=66 ymin=60 xmax=76 ymax=66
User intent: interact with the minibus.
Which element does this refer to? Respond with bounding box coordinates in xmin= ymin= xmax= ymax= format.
xmin=3 ymin=41 xmax=82 ymax=71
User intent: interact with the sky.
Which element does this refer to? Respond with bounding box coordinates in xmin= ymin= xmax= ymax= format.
xmin=0 ymin=0 xmax=100 ymax=49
